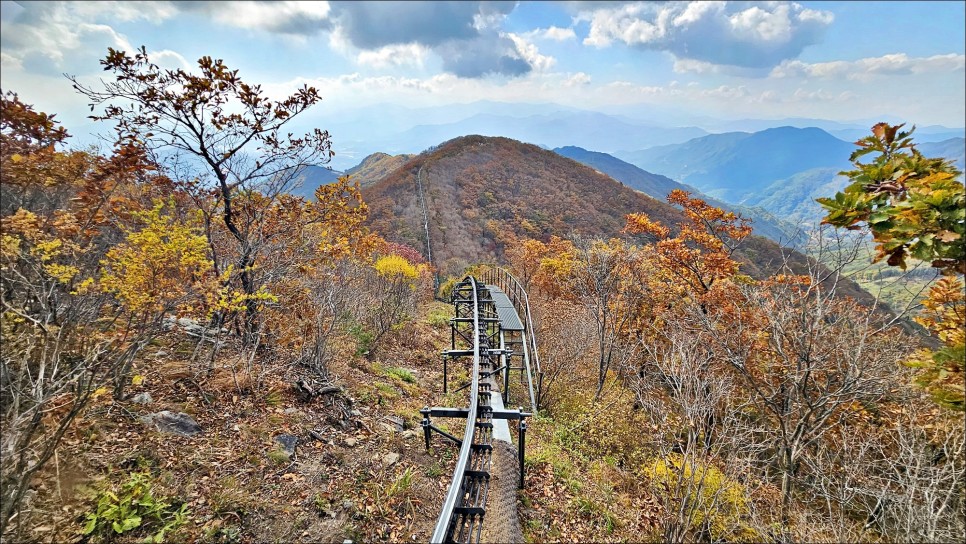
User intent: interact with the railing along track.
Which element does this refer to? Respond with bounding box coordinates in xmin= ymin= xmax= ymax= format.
xmin=480 ymin=266 xmax=543 ymax=412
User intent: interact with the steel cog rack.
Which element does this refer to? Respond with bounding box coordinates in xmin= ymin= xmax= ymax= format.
xmin=421 ymin=270 xmax=541 ymax=544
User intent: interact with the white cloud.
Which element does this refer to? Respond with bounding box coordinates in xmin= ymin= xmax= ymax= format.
xmin=148 ymin=49 xmax=192 ymax=71
xmin=356 ymin=43 xmax=429 ymax=69
xmin=564 ymin=72 xmax=592 ymax=87
xmin=179 ymin=1 xmax=332 ymax=35
xmin=71 ymin=1 xmax=178 ymax=23
xmin=771 ymin=53 xmax=966 ymax=80
xmin=728 ymin=4 xmax=793 ymax=42
xmin=579 ymin=1 xmax=833 ymax=69
xmin=672 ymin=58 xmax=721 ymax=74
xmin=701 ymin=85 xmax=750 ymax=99
xmin=507 ymin=33 xmax=556 ymax=72
xmin=542 ymin=26 xmax=577 ymax=41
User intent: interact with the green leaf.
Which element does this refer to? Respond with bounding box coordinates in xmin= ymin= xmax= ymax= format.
xmin=868 ymin=211 xmax=890 ymax=224
xmin=121 ymin=515 xmax=143 ymax=532
xmin=81 ymin=516 xmax=98 ymax=535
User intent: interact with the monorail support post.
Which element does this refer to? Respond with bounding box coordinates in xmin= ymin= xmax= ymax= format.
xmin=421 ymin=408 xmax=432 ymax=451
xmin=518 ymin=409 xmax=527 ymax=489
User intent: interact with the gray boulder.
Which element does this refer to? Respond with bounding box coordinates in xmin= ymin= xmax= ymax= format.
xmin=130 ymin=392 xmax=153 ymax=405
xmin=141 ymin=410 xmax=202 ymax=437
xmin=274 ymin=434 xmax=299 ymax=457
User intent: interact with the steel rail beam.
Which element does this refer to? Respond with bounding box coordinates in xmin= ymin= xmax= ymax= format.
xmin=431 ymin=277 xmax=486 ymax=544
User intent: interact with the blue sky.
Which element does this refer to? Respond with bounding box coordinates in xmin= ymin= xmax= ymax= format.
xmin=2 ymin=0 xmax=964 ymax=140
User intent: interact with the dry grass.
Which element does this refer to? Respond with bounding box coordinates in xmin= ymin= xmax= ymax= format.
xmin=11 ymin=304 xmax=459 ymax=544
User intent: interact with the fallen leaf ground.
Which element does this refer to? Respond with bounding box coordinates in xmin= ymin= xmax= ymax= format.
xmin=13 ymin=301 xmax=663 ymax=543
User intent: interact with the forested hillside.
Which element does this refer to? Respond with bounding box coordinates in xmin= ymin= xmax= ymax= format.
xmin=361 ymin=135 xmax=873 ymax=304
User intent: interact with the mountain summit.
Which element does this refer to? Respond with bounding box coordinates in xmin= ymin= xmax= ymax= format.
xmin=616 ymin=126 xmax=855 ymax=202
xmin=360 ymin=135 xmax=870 ymax=306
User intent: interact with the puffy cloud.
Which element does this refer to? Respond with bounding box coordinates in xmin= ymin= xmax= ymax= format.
xmin=518 ymin=25 xmax=576 ymax=42
xmin=148 ymin=49 xmax=193 ymax=71
xmin=564 ymin=72 xmax=592 ymax=87
xmin=507 ymin=33 xmax=556 ymax=72
xmin=356 ymin=43 xmax=430 ymax=69
xmin=579 ymin=1 xmax=833 ymax=69
xmin=435 ymin=34 xmax=532 ymax=78
xmin=329 ymin=2 xmax=486 ymax=48
xmin=173 ymin=1 xmax=332 ymax=35
xmin=771 ymin=53 xmax=966 ymax=80
xmin=327 ymin=1 xmax=531 ymax=78
xmin=176 ymin=1 xmax=534 ymax=78
xmin=0 ymin=2 xmax=137 ymax=75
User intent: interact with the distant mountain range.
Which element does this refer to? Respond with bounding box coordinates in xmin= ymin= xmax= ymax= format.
xmin=306 ymin=100 xmax=964 ymax=172
xmin=293 ymin=118 xmax=964 ymax=239
xmin=920 ymin=138 xmax=966 ymax=171
xmin=324 ymin=110 xmax=708 ymax=169
xmin=614 ymin=126 xmax=856 ymax=202
xmin=552 ymin=146 xmax=802 ymax=244
xmin=615 ymin=128 xmax=965 ymax=227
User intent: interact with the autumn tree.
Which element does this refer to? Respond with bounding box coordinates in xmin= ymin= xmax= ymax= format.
xmin=630 ymin=308 xmax=763 ymax=542
xmin=351 ymin=250 xmax=432 ymax=359
xmin=818 ymin=123 xmax=964 ymax=273
xmin=71 ymin=47 xmax=335 ymax=342
xmin=0 ymin=92 xmax=206 ymax=535
xmin=625 ymin=189 xmax=752 ymax=309
xmin=700 ymin=265 xmax=907 ymax=537
xmin=531 ymin=236 xmax=640 ymax=399
xmin=818 ymin=123 xmax=965 ymax=411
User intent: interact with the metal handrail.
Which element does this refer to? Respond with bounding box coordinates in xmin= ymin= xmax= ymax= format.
xmin=431 ymin=276 xmax=483 ymax=543
xmin=478 ymin=265 xmax=543 ymax=410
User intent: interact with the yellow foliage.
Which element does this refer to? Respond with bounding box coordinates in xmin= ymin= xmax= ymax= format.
xmin=906 ymin=276 xmax=965 ymax=411
xmin=374 ymin=255 xmax=419 ymax=281
xmin=4 ymin=208 xmax=42 ymax=241
xmin=0 ymin=234 xmax=22 ymax=258
xmin=99 ymin=200 xmax=212 ymax=315
xmin=645 ymin=454 xmax=755 ymax=541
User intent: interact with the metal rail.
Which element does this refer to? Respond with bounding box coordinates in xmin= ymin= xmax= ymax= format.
xmin=425 ymin=272 xmax=537 ymax=544
xmin=430 ymin=276 xmax=492 ymax=543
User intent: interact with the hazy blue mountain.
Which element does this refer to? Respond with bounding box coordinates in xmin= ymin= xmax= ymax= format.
xmin=919 ymin=137 xmax=966 ymax=171
xmin=742 ymin=167 xmax=848 ymax=227
xmin=320 ymin=106 xmax=708 ymax=171
xmin=288 ymin=165 xmax=344 ymax=199
xmin=615 ymin=126 xmax=855 ymax=202
xmin=554 ymin=146 xmax=803 ymax=244
xmin=553 ymin=146 xmax=683 ymax=197
xmin=737 ymin=137 xmax=964 ymax=228
xmin=283 ymin=98 xmax=965 ymax=171
xmin=706 ymin=117 xmax=964 ymax=142
xmin=390 ymin=111 xmax=707 ymax=154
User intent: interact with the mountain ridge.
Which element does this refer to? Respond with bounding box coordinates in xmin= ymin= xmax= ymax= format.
xmin=552 ymin=145 xmax=802 ymax=244
xmin=359 ymin=135 xmax=873 ymax=305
